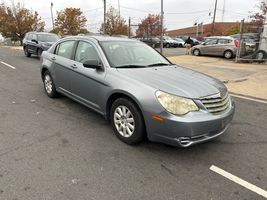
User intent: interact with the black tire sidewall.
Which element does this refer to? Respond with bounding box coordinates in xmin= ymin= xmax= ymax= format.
xmin=43 ymin=71 xmax=58 ymax=98
xmin=110 ymin=98 xmax=145 ymax=145
xmin=24 ymin=46 xmax=31 ymax=57
xmin=224 ymin=50 xmax=233 ymax=59
xmin=193 ymin=49 xmax=200 ymax=56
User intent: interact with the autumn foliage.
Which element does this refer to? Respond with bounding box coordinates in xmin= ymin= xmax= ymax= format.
xmin=0 ymin=3 xmax=45 ymax=45
xmin=136 ymin=14 xmax=165 ymax=37
xmin=100 ymin=7 xmax=128 ymax=36
xmin=250 ymin=1 xmax=267 ymax=30
xmin=55 ymin=8 xmax=88 ymax=35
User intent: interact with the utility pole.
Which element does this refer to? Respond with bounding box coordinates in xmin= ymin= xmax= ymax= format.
xmin=50 ymin=2 xmax=55 ymax=31
xmin=103 ymin=0 xmax=106 ymax=34
xmin=221 ymin=0 xmax=226 ymax=22
xmin=160 ymin=0 xmax=164 ymax=53
xmin=118 ymin=0 xmax=120 ymax=16
xmin=212 ymin=0 xmax=218 ymax=35
xmin=128 ymin=17 xmax=131 ymax=38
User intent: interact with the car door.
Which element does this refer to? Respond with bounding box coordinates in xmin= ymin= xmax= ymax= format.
xmin=52 ymin=40 xmax=77 ymax=94
xmin=214 ymin=39 xmax=232 ymax=56
xmin=28 ymin=33 xmax=38 ymax=54
xmin=201 ymin=39 xmax=218 ymax=55
xmin=70 ymin=40 xmax=106 ymax=111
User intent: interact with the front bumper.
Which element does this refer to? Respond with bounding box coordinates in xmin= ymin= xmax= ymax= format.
xmin=145 ymin=97 xmax=235 ymax=147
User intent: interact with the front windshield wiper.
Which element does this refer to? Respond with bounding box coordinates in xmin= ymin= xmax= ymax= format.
xmin=115 ymin=65 xmax=146 ymax=68
xmin=148 ymin=63 xmax=172 ymax=67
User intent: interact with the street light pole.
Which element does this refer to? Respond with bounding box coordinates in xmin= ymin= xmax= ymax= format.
xmin=212 ymin=0 xmax=218 ymax=35
xmin=160 ymin=0 xmax=164 ymax=53
xmin=103 ymin=0 xmax=106 ymax=34
xmin=50 ymin=2 xmax=55 ymax=31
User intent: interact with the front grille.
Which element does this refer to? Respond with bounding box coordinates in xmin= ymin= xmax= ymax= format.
xmin=200 ymin=92 xmax=230 ymax=115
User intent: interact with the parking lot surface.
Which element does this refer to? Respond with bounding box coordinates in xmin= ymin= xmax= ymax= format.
xmin=0 ymin=47 xmax=266 ymax=200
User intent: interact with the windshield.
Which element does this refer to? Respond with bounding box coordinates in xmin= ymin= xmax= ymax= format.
xmin=37 ymin=34 xmax=59 ymax=42
xmin=100 ymin=41 xmax=171 ymax=68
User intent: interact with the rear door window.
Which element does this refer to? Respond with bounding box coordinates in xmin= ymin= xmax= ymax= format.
xmin=56 ymin=41 xmax=76 ymax=59
xmin=218 ymin=39 xmax=231 ymax=45
xmin=205 ymin=39 xmax=217 ymax=45
xmin=28 ymin=34 xmax=33 ymax=40
xmin=32 ymin=34 xmax=37 ymax=41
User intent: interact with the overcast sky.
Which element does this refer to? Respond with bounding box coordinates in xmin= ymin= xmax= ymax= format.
xmin=2 ymin=0 xmax=260 ymax=32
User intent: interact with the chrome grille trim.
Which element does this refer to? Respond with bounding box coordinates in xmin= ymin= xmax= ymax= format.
xmin=200 ymin=92 xmax=230 ymax=115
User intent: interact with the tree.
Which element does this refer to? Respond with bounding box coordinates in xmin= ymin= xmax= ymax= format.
xmin=0 ymin=3 xmax=45 ymax=45
xmin=250 ymin=1 xmax=267 ymax=30
xmin=54 ymin=8 xmax=88 ymax=35
xmin=136 ymin=14 xmax=165 ymax=38
xmin=100 ymin=7 xmax=128 ymax=36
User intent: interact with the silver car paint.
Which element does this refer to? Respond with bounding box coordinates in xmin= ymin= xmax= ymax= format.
xmin=41 ymin=36 xmax=235 ymax=147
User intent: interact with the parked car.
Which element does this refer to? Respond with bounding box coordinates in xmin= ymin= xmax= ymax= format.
xmin=23 ymin=32 xmax=59 ymax=57
xmin=41 ymin=36 xmax=235 ymax=147
xmin=173 ymin=38 xmax=185 ymax=47
xmin=140 ymin=37 xmax=161 ymax=48
xmin=162 ymin=36 xmax=180 ymax=48
xmin=192 ymin=36 xmax=238 ymax=59
xmin=175 ymin=36 xmax=200 ymax=46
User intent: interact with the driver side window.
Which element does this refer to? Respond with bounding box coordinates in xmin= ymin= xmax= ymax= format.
xmin=75 ymin=41 xmax=100 ymax=63
xmin=205 ymin=39 xmax=217 ymax=45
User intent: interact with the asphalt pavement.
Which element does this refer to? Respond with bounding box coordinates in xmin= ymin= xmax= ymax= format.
xmin=0 ymin=47 xmax=266 ymax=200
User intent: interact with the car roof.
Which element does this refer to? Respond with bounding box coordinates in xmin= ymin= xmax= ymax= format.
xmin=205 ymin=36 xmax=233 ymax=39
xmin=27 ymin=32 xmax=57 ymax=36
xmin=63 ymin=35 xmax=137 ymax=42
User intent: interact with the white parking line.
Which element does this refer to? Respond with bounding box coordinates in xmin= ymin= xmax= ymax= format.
xmin=230 ymin=93 xmax=267 ymax=104
xmin=210 ymin=165 xmax=267 ymax=199
xmin=0 ymin=61 xmax=16 ymax=69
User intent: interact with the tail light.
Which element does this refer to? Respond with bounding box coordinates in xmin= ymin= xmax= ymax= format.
xmin=234 ymin=40 xmax=238 ymax=47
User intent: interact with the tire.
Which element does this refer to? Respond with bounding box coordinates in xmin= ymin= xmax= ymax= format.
xmin=24 ymin=46 xmax=31 ymax=57
xmin=37 ymin=48 xmax=43 ymax=57
xmin=42 ymin=70 xmax=58 ymax=98
xmin=178 ymin=44 xmax=183 ymax=48
xmin=193 ymin=49 xmax=200 ymax=56
xmin=110 ymin=98 xmax=145 ymax=145
xmin=166 ymin=43 xmax=170 ymax=48
xmin=253 ymin=50 xmax=267 ymax=60
xmin=224 ymin=50 xmax=233 ymax=59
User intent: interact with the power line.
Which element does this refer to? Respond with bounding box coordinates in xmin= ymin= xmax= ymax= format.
xmin=165 ymin=9 xmax=211 ymax=15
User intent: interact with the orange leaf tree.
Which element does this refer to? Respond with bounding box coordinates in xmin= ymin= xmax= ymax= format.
xmin=100 ymin=6 xmax=128 ymax=36
xmin=136 ymin=14 xmax=165 ymax=38
xmin=55 ymin=8 xmax=88 ymax=35
xmin=0 ymin=3 xmax=45 ymax=45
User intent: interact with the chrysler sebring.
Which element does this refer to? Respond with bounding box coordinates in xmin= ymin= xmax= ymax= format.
xmin=40 ymin=36 xmax=235 ymax=147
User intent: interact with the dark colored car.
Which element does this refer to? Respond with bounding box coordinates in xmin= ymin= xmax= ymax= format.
xmin=40 ymin=36 xmax=235 ymax=147
xmin=23 ymin=32 xmax=59 ymax=57
xmin=140 ymin=37 xmax=161 ymax=48
xmin=175 ymin=36 xmax=200 ymax=46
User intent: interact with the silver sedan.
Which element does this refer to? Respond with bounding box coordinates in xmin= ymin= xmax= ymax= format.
xmin=40 ymin=36 xmax=235 ymax=147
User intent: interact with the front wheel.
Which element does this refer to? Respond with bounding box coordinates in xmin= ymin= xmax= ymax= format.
xmin=43 ymin=71 xmax=58 ymax=98
xmin=24 ymin=46 xmax=31 ymax=57
xmin=193 ymin=49 xmax=200 ymax=56
xmin=110 ymin=98 xmax=145 ymax=145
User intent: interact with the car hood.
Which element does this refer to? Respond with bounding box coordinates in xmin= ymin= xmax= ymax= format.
xmin=117 ymin=66 xmax=226 ymax=99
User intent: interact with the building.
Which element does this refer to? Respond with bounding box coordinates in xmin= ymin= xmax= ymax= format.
xmin=166 ymin=22 xmax=246 ymax=37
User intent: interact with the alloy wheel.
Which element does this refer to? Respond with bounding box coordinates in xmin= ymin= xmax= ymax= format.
xmin=113 ymin=105 xmax=135 ymax=138
xmin=44 ymin=74 xmax=53 ymax=94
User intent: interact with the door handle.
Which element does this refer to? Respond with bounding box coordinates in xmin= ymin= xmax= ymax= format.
xmin=51 ymin=57 xmax=56 ymax=61
xmin=71 ymin=64 xmax=77 ymax=69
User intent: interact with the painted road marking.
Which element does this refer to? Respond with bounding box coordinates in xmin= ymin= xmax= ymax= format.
xmin=0 ymin=61 xmax=16 ymax=69
xmin=210 ymin=165 xmax=267 ymax=198
xmin=230 ymin=93 xmax=267 ymax=105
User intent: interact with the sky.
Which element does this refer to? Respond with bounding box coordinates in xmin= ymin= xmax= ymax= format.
xmin=2 ymin=0 xmax=260 ymax=33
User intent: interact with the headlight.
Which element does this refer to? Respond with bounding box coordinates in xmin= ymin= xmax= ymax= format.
xmin=155 ymin=90 xmax=199 ymax=115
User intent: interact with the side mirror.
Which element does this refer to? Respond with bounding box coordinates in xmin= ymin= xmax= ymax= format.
xmin=83 ymin=59 xmax=102 ymax=70
xmin=32 ymin=39 xmax=38 ymax=44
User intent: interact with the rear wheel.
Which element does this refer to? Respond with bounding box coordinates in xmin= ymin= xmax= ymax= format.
xmin=166 ymin=43 xmax=170 ymax=48
xmin=224 ymin=50 xmax=233 ymax=59
xmin=24 ymin=46 xmax=31 ymax=57
xmin=110 ymin=98 xmax=145 ymax=145
xmin=193 ymin=49 xmax=200 ymax=56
